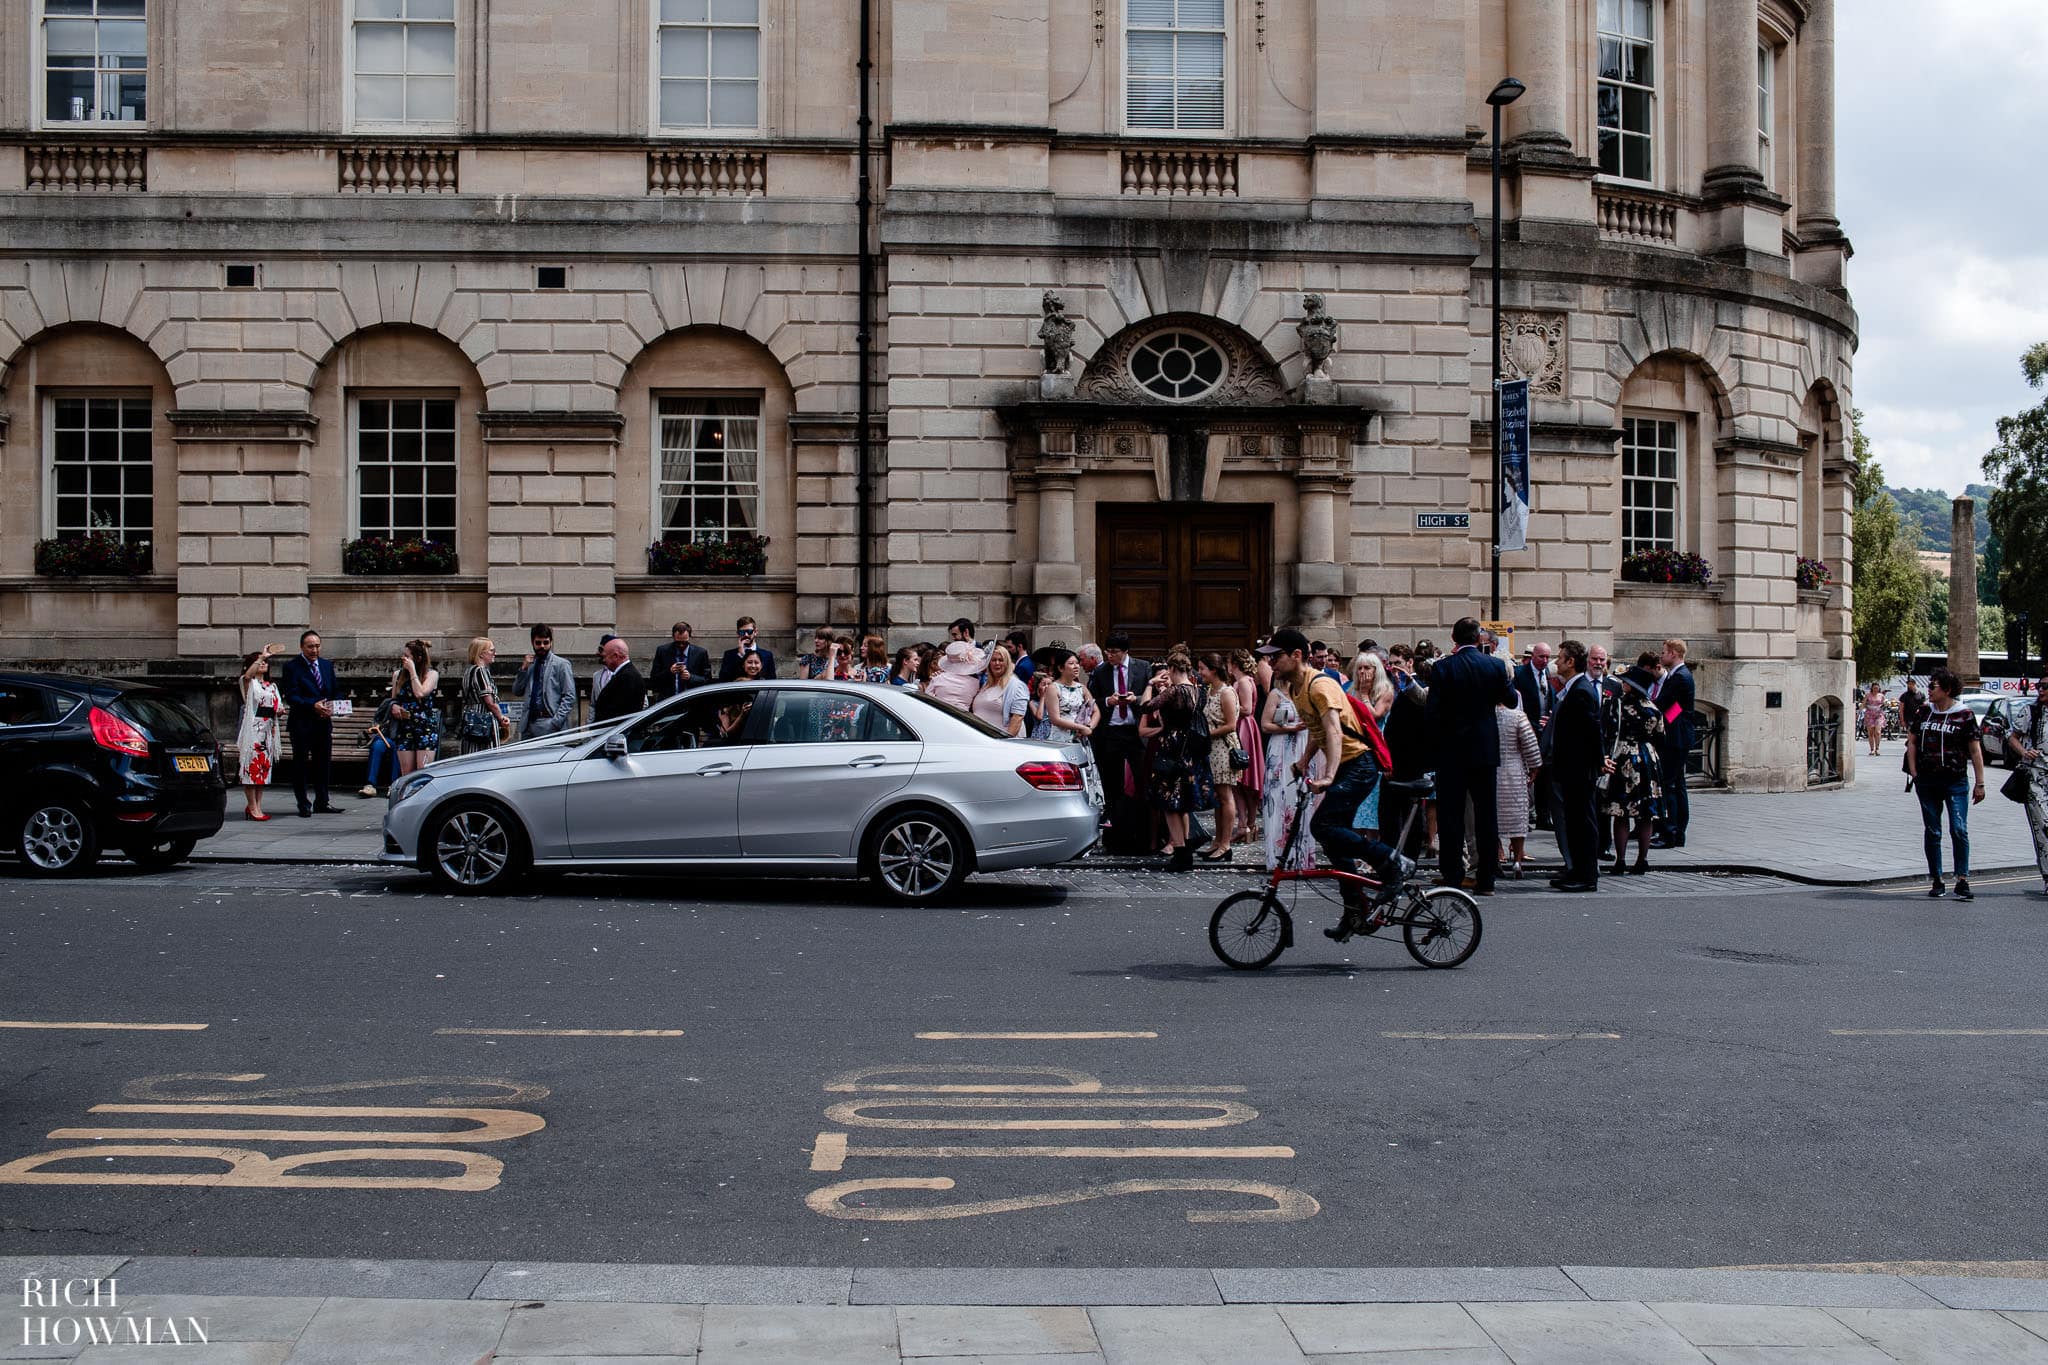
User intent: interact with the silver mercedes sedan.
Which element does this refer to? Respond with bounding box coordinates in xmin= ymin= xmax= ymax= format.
xmin=379 ymin=681 xmax=1103 ymax=900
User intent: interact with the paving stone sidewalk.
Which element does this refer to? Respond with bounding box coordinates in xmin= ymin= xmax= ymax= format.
xmin=9 ymin=1259 xmax=2048 ymax=1363
xmin=194 ymin=737 xmax=2040 ymax=886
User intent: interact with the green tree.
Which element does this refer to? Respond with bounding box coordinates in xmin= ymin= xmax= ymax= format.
xmin=1849 ymin=407 xmax=1930 ymax=678
xmin=1978 ymin=529 xmax=2002 ymax=606
xmin=1921 ymin=565 xmax=1949 ymax=653
xmin=1983 ymin=340 xmax=2048 ymax=659
xmin=1981 ymin=603 xmax=2007 ymax=654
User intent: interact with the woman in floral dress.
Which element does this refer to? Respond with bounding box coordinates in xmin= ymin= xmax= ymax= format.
xmin=237 ymin=645 xmax=282 ymax=821
xmin=1603 ymin=652 xmax=1667 ymax=876
xmin=1259 ymin=668 xmax=1317 ymax=871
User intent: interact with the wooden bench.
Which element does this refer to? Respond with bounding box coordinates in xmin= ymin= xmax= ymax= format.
xmin=222 ymin=709 xmax=382 ymax=785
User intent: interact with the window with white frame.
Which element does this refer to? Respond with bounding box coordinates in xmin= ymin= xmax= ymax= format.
xmin=1757 ymin=43 xmax=1775 ymax=188
xmin=47 ymin=394 xmax=152 ymax=544
xmin=1621 ymin=416 xmax=1682 ymax=555
xmin=353 ymin=396 xmax=458 ymax=544
xmin=351 ymin=0 xmax=456 ymax=130
xmin=1125 ymin=0 xmax=1225 ymax=132
xmin=655 ymin=0 xmax=760 ymax=131
xmin=656 ymin=397 xmax=760 ymax=541
xmin=40 ymin=0 xmax=147 ymax=126
xmin=1596 ymin=0 xmax=1655 ymax=182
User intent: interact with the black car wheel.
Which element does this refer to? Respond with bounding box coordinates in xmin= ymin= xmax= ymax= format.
xmin=18 ymin=797 xmax=99 ymax=876
xmin=125 ymin=837 xmax=199 ymax=870
xmin=426 ymin=800 xmax=530 ymax=895
xmin=867 ymin=808 xmax=971 ymax=904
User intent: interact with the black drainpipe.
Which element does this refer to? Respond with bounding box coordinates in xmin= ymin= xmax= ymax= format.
xmin=854 ymin=0 xmax=875 ymax=637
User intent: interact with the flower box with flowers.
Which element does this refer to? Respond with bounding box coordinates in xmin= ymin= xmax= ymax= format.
xmin=35 ymin=533 xmax=152 ymax=578
xmin=1796 ymin=557 xmax=1833 ymax=592
xmin=1620 ymin=549 xmax=1714 ymax=586
xmin=342 ymin=537 xmax=459 ymax=576
xmin=647 ymin=534 xmax=770 ymax=577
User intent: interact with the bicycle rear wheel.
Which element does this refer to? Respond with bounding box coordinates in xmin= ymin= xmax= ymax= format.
xmin=1400 ymin=887 xmax=1482 ymax=968
xmin=1209 ymin=890 xmax=1290 ymax=970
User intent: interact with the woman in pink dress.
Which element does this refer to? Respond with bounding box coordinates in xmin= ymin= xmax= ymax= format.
xmin=1228 ymin=649 xmax=1266 ymax=846
xmin=1862 ymin=683 xmax=1886 ymax=756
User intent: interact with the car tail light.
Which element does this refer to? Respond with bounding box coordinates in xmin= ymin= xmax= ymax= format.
xmin=90 ymin=706 xmax=151 ymax=757
xmin=1016 ymin=760 xmax=1083 ymax=792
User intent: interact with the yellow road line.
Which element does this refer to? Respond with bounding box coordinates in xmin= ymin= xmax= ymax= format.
xmin=1830 ymin=1028 xmax=2048 ymax=1037
xmin=1382 ymin=1031 xmax=1621 ymax=1041
xmin=916 ymin=1031 xmax=1158 ymax=1040
xmin=0 ymin=1021 xmax=207 ymax=1031
xmin=434 ymin=1027 xmax=683 ymax=1037
xmin=1875 ymin=875 xmax=2038 ymax=894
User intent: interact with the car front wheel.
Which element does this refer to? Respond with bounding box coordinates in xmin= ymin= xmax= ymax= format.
xmin=425 ymin=800 xmax=530 ymax=895
xmin=19 ymin=798 xmax=99 ymax=876
xmin=867 ymin=809 xmax=971 ymax=905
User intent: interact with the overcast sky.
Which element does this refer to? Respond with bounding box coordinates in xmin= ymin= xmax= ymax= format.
xmin=1839 ymin=0 xmax=2048 ymax=494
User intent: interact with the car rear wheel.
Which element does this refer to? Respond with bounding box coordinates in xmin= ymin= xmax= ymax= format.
xmin=425 ymin=800 xmax=530 ymax=895
xmin=868 ymin=809 xmax=970 ymax=905
xmin=125 ymin=837 xmax=199 ymax=870
xmin=19 ymin=798 xmax=99 ymax=876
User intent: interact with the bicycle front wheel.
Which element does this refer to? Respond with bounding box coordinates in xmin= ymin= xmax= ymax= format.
xmin=1210 ymin=890 xmax=1290 ymax=970
xmin=1401 ymin=887 xmax=1482 ymax=969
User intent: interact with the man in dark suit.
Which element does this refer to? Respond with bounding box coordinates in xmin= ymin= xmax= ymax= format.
xmin=718 ymin=615 xmax=778 ymax=682
xmin=279 ymin=628 xmax=342 ymax=818
xmin=1088 ymin=632 xmax=1154 ymax=855
xmin=591 ymin=638 xmax=646 ymax=724
xmin=1651 ymin=637 xmax=1696 ymax=848
xmin=1513 ymin=642 xmax=1556 ymax=734
xmin=1426 ymin=617 xmax=1517 ymax=894
xmin=1547 ymin=639 xmax=1609 ymax=892
xmin=651 ymin=621 xmax=712 ymax=700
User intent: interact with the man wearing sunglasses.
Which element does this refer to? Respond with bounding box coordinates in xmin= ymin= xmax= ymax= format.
xmin=718 ymin=615 xmax=779 ymax=682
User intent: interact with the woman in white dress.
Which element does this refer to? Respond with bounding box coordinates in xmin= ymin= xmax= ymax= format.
xmin=1259 ymin=677 xmax=1318 ymax=870
xmin=1031 ymin=652 xmax=1098 ymax=742
xmin=236 ymin=644 xmax=282 ymax=822
xmin=1493 ymin=699 xmax=1544 ymax=878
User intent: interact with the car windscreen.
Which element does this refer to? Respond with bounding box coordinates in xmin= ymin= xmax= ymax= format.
xmin=113 ymin=693 xmax=213 ymax=745
xmin=892 ymin=688 xmax=1013 ymax=741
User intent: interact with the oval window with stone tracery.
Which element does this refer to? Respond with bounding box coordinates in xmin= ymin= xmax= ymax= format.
xmin=1128 ymin=329 xmax=1226 ymax=402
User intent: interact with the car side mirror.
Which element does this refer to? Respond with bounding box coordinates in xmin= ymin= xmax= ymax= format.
xmin=604 ymin=733 xmax=629 ymax=761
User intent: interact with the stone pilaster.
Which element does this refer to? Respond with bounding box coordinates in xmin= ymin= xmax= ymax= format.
xmin=1715 ymin=437 xmax=1804 ymax=664
xmin=1294 ymin=420 xmax=1355 ymax=631
xmin=1505 ymin=0 xmax=1570 ymax=156
xmin=1793 ymin=0 xmax=1850 ymax=287
xmin=791 ymin=414 xmax=885 ymax=632
xmin=1701 ymin=0 xmax=1787 ymax=258
xmin=168 ymin=410 xmax=317 ymax=659
xmin=1949 ymin=496 xmax=1979 ymax=688
xmin=479 ymin=411 xmax=622 ymax=656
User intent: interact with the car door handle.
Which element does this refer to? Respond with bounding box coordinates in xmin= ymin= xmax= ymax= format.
xmin=847 ymin=755 xmax=888 ymax=769
xmin=697 ymin=763 xmax=736 ymax=777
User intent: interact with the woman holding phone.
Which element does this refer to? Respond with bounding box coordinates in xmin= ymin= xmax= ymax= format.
xmin=393 ymin=638 xmax=442 ymax=776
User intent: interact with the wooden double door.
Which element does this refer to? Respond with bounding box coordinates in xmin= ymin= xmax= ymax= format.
xmin=1095 ymin=503 xmax=1272 ymax=657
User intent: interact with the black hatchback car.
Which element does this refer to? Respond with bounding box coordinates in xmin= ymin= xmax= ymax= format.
xmin=0 ymin=672 xmax=227 ymax=875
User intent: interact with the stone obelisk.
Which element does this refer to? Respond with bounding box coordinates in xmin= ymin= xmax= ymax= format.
xmin=1948 ymin=496 xmax=1980 ymax=689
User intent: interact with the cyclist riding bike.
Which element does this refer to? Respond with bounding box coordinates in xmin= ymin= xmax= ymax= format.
xmin=1258 ymin=629 xmax=1417 ymax=941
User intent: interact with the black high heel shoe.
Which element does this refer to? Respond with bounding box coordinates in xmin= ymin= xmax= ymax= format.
xmin=1167 ymin=846 xmax=1195 ymax=872
xmin=1629 ymin=854 xmax=1649 ymax=875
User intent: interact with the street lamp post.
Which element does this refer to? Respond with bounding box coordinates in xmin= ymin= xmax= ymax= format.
xmin=1486 ymin=77 xmax=1525 ymax=623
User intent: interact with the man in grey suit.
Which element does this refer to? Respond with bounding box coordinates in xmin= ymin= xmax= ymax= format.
xmin=516 ymin=622 xmax=577 ymax=739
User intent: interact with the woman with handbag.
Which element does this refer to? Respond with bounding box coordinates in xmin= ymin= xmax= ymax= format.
xmin=1140 ymin=648 xmax=1212 ymax=871
xmin=1197 ymin=654 xmax=1245 ymax=861
xmin=236 ymin=645 xmax=283 ymax=820
xmin=2006 ymin=666 xmax=2048 ymax=894
xmin=457 ymin=637 xmax=512 ymax=756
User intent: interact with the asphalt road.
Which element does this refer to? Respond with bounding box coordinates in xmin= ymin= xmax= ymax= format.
xmin=3 ymin=860 xmax=2047 ymax=1271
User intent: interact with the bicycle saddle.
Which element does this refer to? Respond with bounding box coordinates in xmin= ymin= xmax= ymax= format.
xmin=1383 ymin=774 xmax=1435 ymax=797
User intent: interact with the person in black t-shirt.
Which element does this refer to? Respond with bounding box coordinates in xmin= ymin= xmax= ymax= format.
xmin=1906 ymin=669 xmax=1986 ymax=901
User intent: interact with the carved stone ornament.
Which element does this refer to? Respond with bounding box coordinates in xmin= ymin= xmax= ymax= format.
xmin=1499 ymin=310 xmax=1568 ymax=398
xmin=1077 ymin=314 xmax=1288 ymax=406
xmin=1038 ymin=292 xmax=1077 ymax=375
xmin=1297 ymin=293 xmax=1338 ymax=377
xmin=1113 ymin=434 xmax=1135 ymax=456
xmin=1074 ymin=430 xmax=1096 ymax=454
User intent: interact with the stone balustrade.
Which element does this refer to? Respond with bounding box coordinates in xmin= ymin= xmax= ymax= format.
xmin=647 ymin=148 xmax=768 ymax=197
xmin=26 ymin=143 xmax=147 ymax=191
xmin=1120 ymin=146 xmax=1239 ymax=197
xmin=338 ymin=144 xmax=461 ymax=193
xmin=1596 ymin=185 xmax=1680 ymax=245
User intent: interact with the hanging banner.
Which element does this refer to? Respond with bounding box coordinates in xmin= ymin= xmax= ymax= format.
xmin=1497 ymin=378 xmax=1531 ymax=553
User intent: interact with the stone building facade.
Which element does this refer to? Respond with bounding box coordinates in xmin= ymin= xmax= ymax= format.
xmin=0 ymin=0 xmax=1855 ymax=788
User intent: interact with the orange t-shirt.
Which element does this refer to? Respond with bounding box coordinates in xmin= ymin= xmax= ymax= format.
xmin=1292 ymin=671 xmax=1367 ymax=767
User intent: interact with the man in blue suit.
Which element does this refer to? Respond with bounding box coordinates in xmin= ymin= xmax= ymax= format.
xmin=280 ymin=628 xmax=343 ymax=817
xmin=1651 ymin=637 xmax=1697 ymax=848
xmin=1426 ymin=616 xmax=1518 ymax=895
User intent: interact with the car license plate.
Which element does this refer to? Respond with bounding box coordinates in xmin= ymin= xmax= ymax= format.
xmin=174 ymin=755 xmax=211 ymax=774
